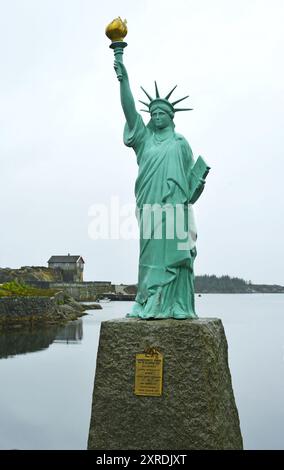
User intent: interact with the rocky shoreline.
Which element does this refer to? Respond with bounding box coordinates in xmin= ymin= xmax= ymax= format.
xmin=0 ymin=291 xmax=101 ymax=329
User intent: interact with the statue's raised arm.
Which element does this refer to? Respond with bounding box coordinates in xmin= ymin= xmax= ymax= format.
xmin=114 ymin=60 xmax=138 ymax=131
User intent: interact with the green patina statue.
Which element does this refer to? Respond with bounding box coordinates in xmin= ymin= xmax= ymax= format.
xmin=106 ymin=18 xmax=210 ymax=319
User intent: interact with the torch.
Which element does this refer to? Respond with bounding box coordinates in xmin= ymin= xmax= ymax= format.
xmin=105 ymin=17 xmax=128 ymax=81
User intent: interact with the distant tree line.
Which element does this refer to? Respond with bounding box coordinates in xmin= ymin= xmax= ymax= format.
xmin=125 ymin=275 xmax=284 ymax=295
xmin=194 ymin=274 xmax=284 ymax=293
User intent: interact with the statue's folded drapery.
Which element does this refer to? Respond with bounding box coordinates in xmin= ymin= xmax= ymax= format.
xmin=124 ymin=114 xmax=198 ymax=319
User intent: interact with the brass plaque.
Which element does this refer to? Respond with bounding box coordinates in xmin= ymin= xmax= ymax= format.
xmin=135 ymin=350 xmax=163 ymax=396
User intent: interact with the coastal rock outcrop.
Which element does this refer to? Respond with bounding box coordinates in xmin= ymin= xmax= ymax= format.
xmin=0 ymin=266 xmax=63 ymax=284
xmin=0 ymin=292 xmax=86 ymax=328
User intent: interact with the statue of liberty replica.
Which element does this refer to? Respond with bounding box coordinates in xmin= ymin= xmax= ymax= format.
xmin=108 ymin=18 xmax=210 ymax=320
xmin=88 ymin=18 xmax=243 ymax=450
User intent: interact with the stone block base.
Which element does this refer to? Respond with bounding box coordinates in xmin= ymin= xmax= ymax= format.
xmin=88 ymin=318 xmax=243 ymax=450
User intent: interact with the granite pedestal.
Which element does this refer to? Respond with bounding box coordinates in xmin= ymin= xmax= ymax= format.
xmin=88 ymin=318 xmax=243 ymax=450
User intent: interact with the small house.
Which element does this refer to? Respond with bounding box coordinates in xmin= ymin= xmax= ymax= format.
xmin=48 ymin=254 xmax=85 ymax=282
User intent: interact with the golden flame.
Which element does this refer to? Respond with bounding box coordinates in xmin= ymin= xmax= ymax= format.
xmin=105 ymin=17 xmax=128 ymax=43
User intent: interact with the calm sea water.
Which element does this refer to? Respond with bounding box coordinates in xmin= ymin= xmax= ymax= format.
xmin=0 ymin=295 xmax=284 ymax=450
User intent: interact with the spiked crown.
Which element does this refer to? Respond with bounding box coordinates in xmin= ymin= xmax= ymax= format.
xmin=139 ymin=81 xmax=193 ymax=115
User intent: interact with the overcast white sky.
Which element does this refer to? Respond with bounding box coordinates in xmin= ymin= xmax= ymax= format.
xmin=0 ymin=0 xmax=283 ymax=284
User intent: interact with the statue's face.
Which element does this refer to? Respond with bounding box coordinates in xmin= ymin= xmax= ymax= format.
xmin=151 ymin=108 xmax=172 ymax=130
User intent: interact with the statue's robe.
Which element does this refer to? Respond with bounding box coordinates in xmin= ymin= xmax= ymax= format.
xmin=124 ymin=114 xmax=198 ymax=319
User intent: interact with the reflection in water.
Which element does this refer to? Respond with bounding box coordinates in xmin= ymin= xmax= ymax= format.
xmin=0 ymin=319 xmax=83 ymax=359
xmin=54 ymin=320 xmax=83 ymax=343
xmin=0 ymin=325 xmax=60 ymax=359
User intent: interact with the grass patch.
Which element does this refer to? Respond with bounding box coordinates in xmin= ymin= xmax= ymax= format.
xmin=0 ymin=281 xmax=59 ymax=298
